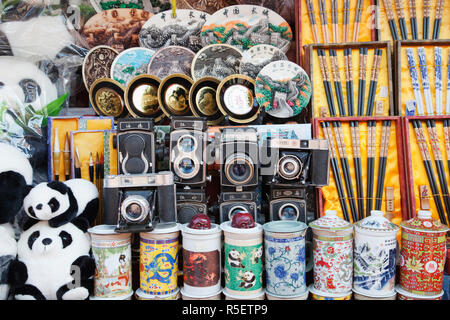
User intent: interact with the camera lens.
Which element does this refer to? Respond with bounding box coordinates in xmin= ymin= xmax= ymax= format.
xmin=277 ymin=155 xmax=303 ymax=180
xmin=278 ymin=204 xmax=299 ymax=221
xmin=120 ymin=195 xmax=150 ymax=223
xmin=179 ymin=158 xmax=195 ymax=174
xmin=178 ymin=135 xmax=197 ymax=153
xmin=225 ymin=154 xmax=254 ymax=185
xmin=174 ymin=156 xmax=199 ymax=179
xmin=228 ymin=205 xmax=249 ymax=221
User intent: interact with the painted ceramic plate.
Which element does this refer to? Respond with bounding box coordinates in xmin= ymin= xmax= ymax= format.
xmin=89 ymin=78 xmax=127 ymax=118
xmin=158 ymin=73 xmax=194 ymax=118
xmin=139 ymin=9 xmax=210 ymax=53
xmin=81 ymin=8 xmax=152 ymax=52
xmin=147 ymin=46 xmax=195 ymax=80
xmin=216 ymin=74 xmax=260 ymax=123
xmin=82 ymin=45 xmax=119 ymax=91
xmin=110 ymin=47 xmax=154 ymax=87
xmin=200 ymin=5 xmax=292 ymax=53
xmin=189 ymin=77 xmax=223 ymax=125
xmin=255 ymin=61 xmax=311 ymax=119
xmin=125 ymin=74 xmax=165 ymax=122
xmin=191 ymin=44 xmax=242 ymax=82
xmin=239 ymin=44 xmax=287 ymax=79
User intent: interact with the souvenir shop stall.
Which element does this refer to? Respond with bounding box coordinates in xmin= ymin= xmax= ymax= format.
xmin=0 ymin=0 xmax=449 ymax=301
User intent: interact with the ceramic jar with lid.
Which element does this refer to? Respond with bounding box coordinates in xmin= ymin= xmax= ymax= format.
xmin=399 ymin=210 xmax=449 ymax=296
xmin=353 ymin=210 xmax=400 ymax=298
xmin=309 ymin=210 xmax=354 ymax=296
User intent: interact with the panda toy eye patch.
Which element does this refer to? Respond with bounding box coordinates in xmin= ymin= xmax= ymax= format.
xmin=19 ymin=79 xmax=41 ymax=103
xmin=28 ymin=231 xmax=40 ymax=250
xmin=59 ymin=231 xmax=72 ymax=248
xmin=48 ymin=198 xmax=60 ymax=213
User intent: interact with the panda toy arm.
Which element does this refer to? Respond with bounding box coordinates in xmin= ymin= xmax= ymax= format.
xmin=56 ymin=255 xmax=95 ymax=300
xmin=8 ymin=259 xmax=46 ymax=300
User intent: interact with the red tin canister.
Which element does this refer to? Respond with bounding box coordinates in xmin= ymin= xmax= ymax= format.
xmin=399 ymin=210 xmax=449 ymax=296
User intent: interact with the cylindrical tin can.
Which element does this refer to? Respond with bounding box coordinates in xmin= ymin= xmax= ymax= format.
xmin=396 ymin=285 xmax=444 ymax=300
xmin=353 ymin=210 xmax=400 ymax=297
xmin=309 ymin=285 xmax=352 ymax=300
xmin=263 ymin=221 xmax=312 ymax=299
xmin=135 ymin=287 xmax=180 ymax=300
xmin=220 ymin=221 xmax=263 ymax=297
xmin=88 ymin=225 xmax=132 ymax=299
xmin=309 ymin=210 xmax=354 ymax=295
xmin=181 ymin=223 xmax=222 ymax=297
xmin=399 ymin=210 xmax=449 ymax=296
xmin=180 ymin=287 xmax=222 ymax=300
xmin=446 ymin=239 xmax=450 ymax=275
xmin=140 ymin=223 xmax=180 ymax=297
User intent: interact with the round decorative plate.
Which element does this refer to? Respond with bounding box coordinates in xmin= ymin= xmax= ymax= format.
xmin=139 ymin=9 xmax=210 ymax=53
xmin=200 ymin=5 xmax=292 ymax=53
xmin=239 ymin=44 xmax=287 ymax=79
xmin=147 ymin=45 xmax=195 ymax=80
xmin=158 ymin=73 xmax=194 ymax=118
xmin=191 ymin=44 xmax=242 ymax=81
xmin=255 ymin=61 xmax=311 ymax=119
xmin=216 ymin=74 xmax=260 ymax=124
xmin=110 ymin=47 xmax=155 ymax=87
xmin=189 ymin=77 xmax=223 ymax=125
xmin=124 ymin=74 xmax=165 ymax=123
xmin=82 ymin=45 xmax=119 ymax=91
xmin=81 ymin=8 xmax=152 ymax=52
xmin=89 ymin=78 xmax=127 ymax=118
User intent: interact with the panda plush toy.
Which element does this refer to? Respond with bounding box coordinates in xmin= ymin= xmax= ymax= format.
xmin=23 ymin=179 xmax=99 ymax=229
xmin=0 ymin=142 xmax=33 ymax=300
xmin=8 ymin=219 xmax=95 ymax=300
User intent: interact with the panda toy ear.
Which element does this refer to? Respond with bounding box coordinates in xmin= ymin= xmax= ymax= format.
xmin=72 ymin=217 xmax=89 ymax=233
xmin=37 ymin=59 xmax=59 ymax=84
xmin=0 ymin=30 xmax=13 ymax=56
xmin=47 ymin=181 xmax=69 ymax=195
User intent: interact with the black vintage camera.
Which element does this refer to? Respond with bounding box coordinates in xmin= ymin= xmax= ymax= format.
xmin=219 ymin=191 xmax=258 ymax=223
xmin=268 ymin=188 xmax=307 ymax=222
xmin=176 ymin=189 xmax=207 ymax=224
xmin=218 ymin=127 xmax=259 ymax=190
xmin=169 ymin=117 xmax=208 ymax=187
xmin=261 ymin=138 xmax=329 ymax=187
xmin=114 ymin=118 xmax=156 ymax=175
xmin=103 ymin=172 xmax=176 ymax=233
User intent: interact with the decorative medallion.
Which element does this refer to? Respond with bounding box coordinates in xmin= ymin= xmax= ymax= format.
xmin=147 ymin=45 xmax=195 ymax=80
xmin=89 ymin=78 xmax=127 ymax=118
xmin=189 ymin=77 xmax=223 ymax=125
xmin=82 ymin=45 xmax=119 ymax=91
xmin=110 ymin=47 xmax=154 ymax=87
xmin=158 ymin=73 xmax=194 ymax=118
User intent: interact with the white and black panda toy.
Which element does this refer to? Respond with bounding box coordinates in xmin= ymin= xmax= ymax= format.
xmin=0 ymin=142 xmax=33 ymax=300
xmin=8 ymin=219 xmax=95 ymax=300
xmin=23 ymin=179 xmax=99 ymax=229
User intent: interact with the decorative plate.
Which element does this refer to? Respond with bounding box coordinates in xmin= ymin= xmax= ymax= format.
xmin=147 ymin=45 xmax=195 ymax=80
xmin=255 ymin=60 xmax=311 ymax=119
xmin=239 ymin=44 xmax=287 ymax=79
xmin=110 ymin=47 xmax=154 ymax=87
xmin=200 ymin=5 xmax=292 ymax=53
xmin=81 ymin=8 xmax=152 ymax=52
xmin=158 ymin=73 xmax=194 ymax=118
xmin=89 ymin=78 xmax=127 ymax=118
xmin=189 ymin=77 xmax=223 ymax=125
xmin=139 ymin=9 xmax=210 ymax=53
xmin=82 ymin=45 xmax=119 ymax=91
xmin=191 ymin=44 xmax=242 ymax=81
xmin=216 ymin=74 xmax=260 ymax=124
xmin=124 ymin=74 xmax=165 ymax=123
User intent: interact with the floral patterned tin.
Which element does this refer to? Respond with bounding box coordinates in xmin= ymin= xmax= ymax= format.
xmin=263 ymin=221 xmax=312 ymax=299
xmin=309 ymin=210 xmax=354 ymax=296
xmin=353 ymin=210 xmax=400 ymax=297
xmin=220 ymin=221 xmax=263 ymax=298
xmin=399 ymin=210 xmax=449 ymax=296
xmin=139 ymin=223 xmax=180 ymax=297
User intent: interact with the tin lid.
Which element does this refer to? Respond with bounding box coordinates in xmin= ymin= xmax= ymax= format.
xmin=88 ymin=224 xmax=120 ymax=235
xmin=220 ymin=221 xmax=263 ymax=234
xmin=309 ymin=210 xmax=353 ymax=232
xmin=181 ymin=223 xmax=221 ymax=235
xmin=355 ymin=210 xmax=400 ymax=233
xmin=401 ymin=210 xmax=450 ymax=233
xmin=145 ymin=222 xmax=180 ymax=234
xmin=180 ymin=287 xmax=222 ymax=299
xmin=263 ymin=220 xmax=308 ymax=233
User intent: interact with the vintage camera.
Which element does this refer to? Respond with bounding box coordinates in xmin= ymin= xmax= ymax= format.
xmin=261 ymin=138 xmax=329 ymax=187
xmin=218 ymin=127 xmax=259 ymax=190
xmin=268 ymin=188 xmax=307 ymax=222
xmin=114 ymin=118 xmax=156 ymax=175
xmin=103 ymin=172 xmax=176 ymax=233
xmin=170 ymin=117 xmax=208 ymax=187
xmin=219 ymin=191 xmax=257 ymax=223
xmin=176 ymin=189 xmax=208 ymax=224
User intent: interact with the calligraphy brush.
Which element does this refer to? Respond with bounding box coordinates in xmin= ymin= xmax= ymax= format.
xmin=433 ymin=0 xmax=445 ymax=39
xmin=74 ymin=146 xmax=81 ymax=179
xmin=423 ymin=0 xmax=431 ymax=39
xmin=374 ymin=120 xmax=392 ymax=210
xmin=305 ymin=0 xmax=320 ymax=43
xmin=53 ymin=127 xmax=60 ymax=182
xmin=408 ymin=0 xmax=418 ymax=39
xmin=331 ymin=0 xmax=339 ymax=43
xmin=342 ymin=0 xmax=350 ymax=42
xmin=89 ymin=152 xmax=94 ymax=183
xmin=63 ymin=132 xmax=71 ymax=181
xmin=352 ymin=0 xmax=364 ymax=42
xmin=394 ymin=0 xmax=408 ymax=39
xmin=382 ymin=0 xmax=399 ymax=41
xmin=317 ymin=49 xmax=350 ymax=221
xmin=318 ymin=0 xmax=330 ymax=43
